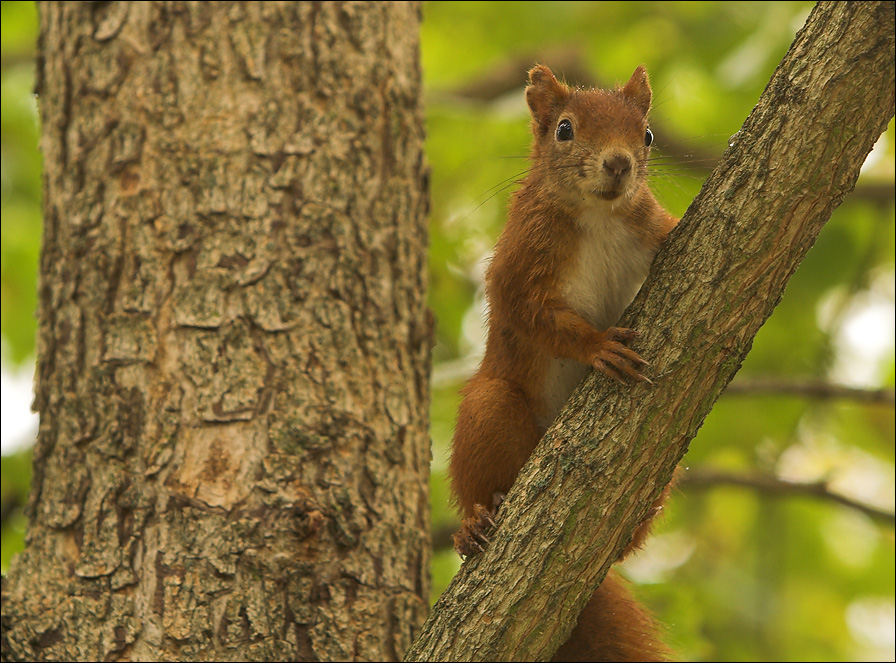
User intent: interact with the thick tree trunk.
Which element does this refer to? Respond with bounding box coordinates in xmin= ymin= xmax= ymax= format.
xmin=406 ymin=1 xmax=895 ymax=661
xmin=2 ymin=2 xmax=430 ymax=661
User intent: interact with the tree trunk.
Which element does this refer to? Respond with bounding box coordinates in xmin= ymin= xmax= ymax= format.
xmin=406 ymin=1 xmax=895 ymax=660
xmin=2 ymin=2 xmax=430 ymax=661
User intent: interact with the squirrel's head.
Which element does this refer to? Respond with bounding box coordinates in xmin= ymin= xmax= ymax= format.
xmin=524 ymin=65 xmax=655 ymax=204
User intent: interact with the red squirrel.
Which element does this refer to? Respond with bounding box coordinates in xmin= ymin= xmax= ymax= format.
xmin=448 ymin=65 xmax=679 ymax=661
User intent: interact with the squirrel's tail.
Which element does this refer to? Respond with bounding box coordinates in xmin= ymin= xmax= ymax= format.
xmin=551 ymin=570 xmax=669 ymax=662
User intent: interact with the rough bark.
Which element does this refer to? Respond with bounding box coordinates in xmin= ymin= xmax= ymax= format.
xmin=405 ymin=2 xmax=895 ymax=661
xmin=2 ymin=2 xmax=430 ymax=661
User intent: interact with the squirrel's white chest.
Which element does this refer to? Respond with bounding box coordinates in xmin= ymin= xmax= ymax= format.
xmin=562 ymin=209 xmax=654 ymax=330
xmin=538 ymin=210 xmax=654 ymax=428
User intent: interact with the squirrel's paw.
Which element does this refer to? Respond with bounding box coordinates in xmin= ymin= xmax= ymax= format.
xmin=453 ymin=493 xmax=505 ymax=558
xmin=591 ymin=327 xmax=652 ymax=383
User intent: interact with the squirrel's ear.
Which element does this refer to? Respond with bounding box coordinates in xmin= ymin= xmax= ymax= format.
xmin=526 ymin=65 xmax=569 ymax=131
xmin=622 ymin=66 xmax=652 ymax=115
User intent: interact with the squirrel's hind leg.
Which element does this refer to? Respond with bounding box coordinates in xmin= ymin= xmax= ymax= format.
xmin=449 ymin=375 xmax=542 ymax=552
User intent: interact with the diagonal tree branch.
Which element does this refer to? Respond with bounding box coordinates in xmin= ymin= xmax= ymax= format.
xmin=407 ymin=2 xmax=895 ymax=661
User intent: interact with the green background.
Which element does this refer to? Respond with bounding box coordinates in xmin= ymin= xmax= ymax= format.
xmin=2 ymin=2 xmax=894 ymax=660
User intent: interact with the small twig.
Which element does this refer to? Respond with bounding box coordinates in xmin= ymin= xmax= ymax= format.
xmin=431 ymin=468 xmax=895 ymax=552
xmin=682 ymin=469 xmax=895 ymax=526
xmin=724 ymin=378 xmax=895 ymax=406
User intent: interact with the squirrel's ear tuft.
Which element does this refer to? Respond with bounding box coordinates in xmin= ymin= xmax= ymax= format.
xmin=526 ymin=65 xmax=569 ymax=132
xmin=622 ymin=66 xmax=652 ymax=115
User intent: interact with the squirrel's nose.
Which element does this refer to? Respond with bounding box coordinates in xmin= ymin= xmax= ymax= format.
xmin=603 ymin=154 xmax=632 ymax=178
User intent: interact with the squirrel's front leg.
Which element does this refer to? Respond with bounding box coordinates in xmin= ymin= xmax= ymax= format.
xmin=521 ymin=295 xmax=651 ymax=382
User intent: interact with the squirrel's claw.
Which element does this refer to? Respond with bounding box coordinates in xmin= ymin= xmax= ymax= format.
xmin=453 ymin=496 xmax=504 ymax=559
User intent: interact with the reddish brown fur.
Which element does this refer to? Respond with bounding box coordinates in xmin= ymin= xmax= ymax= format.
xmin=553 ymin=571 xmax=669 ymax=662
xmin=449 ymin=65 xmax=679 ymax=660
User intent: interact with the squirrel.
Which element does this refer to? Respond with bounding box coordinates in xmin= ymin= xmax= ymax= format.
xmin=448 ymin=64 xmax=679 ymax=662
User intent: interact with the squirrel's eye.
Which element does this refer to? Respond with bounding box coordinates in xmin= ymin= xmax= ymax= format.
xmin=556 ymin=119 xmax=574 ymax=141
xmin=644 ymin=128 xmax=654 ymax=147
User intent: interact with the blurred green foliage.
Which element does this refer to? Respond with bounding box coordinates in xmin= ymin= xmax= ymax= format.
xmin=1 ymin=0 xmax=40 ymax=577
xmin=2 ymin=2 xmax=893 ymax=661
xmin=1 ymin=0 xmax=40 ymax=366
